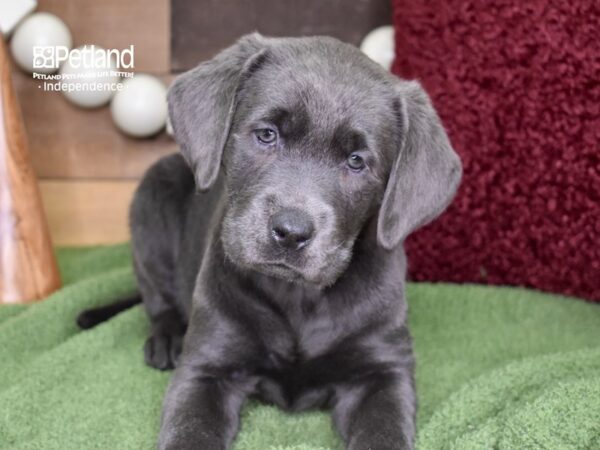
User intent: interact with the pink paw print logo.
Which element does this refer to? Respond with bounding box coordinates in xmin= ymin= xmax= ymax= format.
xmin=32 ymin=47 xmax=55 ymax=70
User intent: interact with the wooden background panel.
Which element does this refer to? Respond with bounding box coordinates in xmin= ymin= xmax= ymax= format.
xmin=13 ymin=72 xmax=177 ymax=180
xmin=12 ymin=0 xmax=175 ymax=245
xmin=40 ymin=180 xmax=137 ymax=246
xmin=172 ymin=0 xmax=391 ymax=71
xmin=13 ymin=0 xmax=176 ymax=180
xmin=37 ymin=0 xmax=169 ymax=73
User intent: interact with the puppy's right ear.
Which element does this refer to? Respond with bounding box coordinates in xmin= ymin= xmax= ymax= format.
xmin=377 ymin=81 xmax=462 ymax=250
xmin=167 ymin=33 xmax=268 ymax=191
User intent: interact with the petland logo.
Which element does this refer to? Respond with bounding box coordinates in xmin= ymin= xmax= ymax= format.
xmin=32 ymin=45 xmax=135 ymax=70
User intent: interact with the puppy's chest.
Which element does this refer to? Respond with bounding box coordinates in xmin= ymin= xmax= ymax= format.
xmin=254 ymin=349 xmax=331 ymax=411
xmin=264 ymin=296 xmax=338 ymax=361
xmin=251 ymin=303 xmax=354 ymax=411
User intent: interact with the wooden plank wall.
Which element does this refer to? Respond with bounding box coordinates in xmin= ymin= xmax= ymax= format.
xmin=172 ymin=0 xmax=391 ymax=71
xmin=12 ymin=0 xmax=177 ymax=246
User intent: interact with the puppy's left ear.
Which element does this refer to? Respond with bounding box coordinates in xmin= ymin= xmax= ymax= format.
xmin=377 ymin=81 xmax=462 ymax=250
xmin=167 ymin=33 xmax=269 ymax=191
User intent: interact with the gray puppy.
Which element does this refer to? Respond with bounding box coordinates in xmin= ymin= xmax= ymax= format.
xmin=80 ymin=33 xmax=461 ymax=449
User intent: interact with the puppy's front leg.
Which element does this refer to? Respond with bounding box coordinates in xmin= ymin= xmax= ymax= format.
xmin=333 ymin=370 xmax=416 ymax=450
xmin=158 ymin=364 xmax=248 ymax=450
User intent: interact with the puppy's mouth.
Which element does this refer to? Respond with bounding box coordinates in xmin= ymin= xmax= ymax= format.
xmin=253 ymin=256 xmax=347 ymax=288
xmin=255 ymin=261 xmax=308 ymax=283
xmin=254 ymin=260 xmax=338 ymax=288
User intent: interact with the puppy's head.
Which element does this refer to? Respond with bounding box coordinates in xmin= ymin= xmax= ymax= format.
xmin=169 ymin=33 xmax=461 ymax=288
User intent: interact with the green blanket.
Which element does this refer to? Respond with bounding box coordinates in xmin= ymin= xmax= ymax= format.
xmin=1 ymin=244 xmax=599 ymax=449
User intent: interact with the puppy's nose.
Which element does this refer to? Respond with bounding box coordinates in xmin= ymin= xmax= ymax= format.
xmin=269 ymin=208 xmax=315 ymax=250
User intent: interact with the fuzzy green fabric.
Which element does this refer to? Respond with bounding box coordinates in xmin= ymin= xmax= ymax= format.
xmin=1 ymin=244 xmax=599 ymax=449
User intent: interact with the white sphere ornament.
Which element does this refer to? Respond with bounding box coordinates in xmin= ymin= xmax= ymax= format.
xmin=0 ymin=0 xmax=37 ymax=36
xmin=360 ymin=26 xmax=395 ymax=70
xmin=60 ymin=45 xmax=120 ymax=108
xmin=110 ymin=74 xmax=168 ymax=138
xmin=10 ymin=12 xmax=72 ymax=74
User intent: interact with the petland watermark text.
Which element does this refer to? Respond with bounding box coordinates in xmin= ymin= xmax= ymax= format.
xmin=32 ymin=45 xmax=135 ymax=93
xmin=33 ymin=45 xmax=134 ymax=70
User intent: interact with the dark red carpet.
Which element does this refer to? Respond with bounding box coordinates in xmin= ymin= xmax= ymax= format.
xmin=391 ymin=1 xmax=600 ymax=301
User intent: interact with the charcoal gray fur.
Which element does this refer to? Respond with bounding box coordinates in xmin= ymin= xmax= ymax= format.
xmin=131 ymin=33 xmax=461 ymax=450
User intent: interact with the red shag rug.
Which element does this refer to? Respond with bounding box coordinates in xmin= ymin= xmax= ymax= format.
xmin=391 ymin=1 xmax=600 ymax=301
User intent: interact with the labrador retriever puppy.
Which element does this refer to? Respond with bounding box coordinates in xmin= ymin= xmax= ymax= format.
xmin=86 ymin=33 xmax=461 ymax=449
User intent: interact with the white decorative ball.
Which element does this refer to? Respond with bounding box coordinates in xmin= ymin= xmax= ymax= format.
xmin=0 ymin=0 xmax=37 ymax=37
xmin=60 ymin=45 xmax=120 ymax=108
xmin=10 ymin=12 xmax=72 ymax=74
xmin=110 ymin=74 xmax=168 ymax=138
xmin=360 ymin=26 xmax=395 ymax=70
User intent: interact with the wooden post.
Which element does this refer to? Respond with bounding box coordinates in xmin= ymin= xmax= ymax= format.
xmin=0 ymin=37 xmax=62 ymax=303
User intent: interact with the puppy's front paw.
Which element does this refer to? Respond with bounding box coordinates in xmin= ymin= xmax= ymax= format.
xmin=144 ymin=331 xmax=183 ymax=370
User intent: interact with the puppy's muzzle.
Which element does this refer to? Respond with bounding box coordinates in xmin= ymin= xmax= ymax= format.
xmin=269 ymin=208 xmax=315 ymax=251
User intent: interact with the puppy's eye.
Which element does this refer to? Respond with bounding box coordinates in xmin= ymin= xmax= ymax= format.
xmin=255 ymin=128 xmax=277 ymax=145
xmin=347 ymin=153 xmax=366 ymax=171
